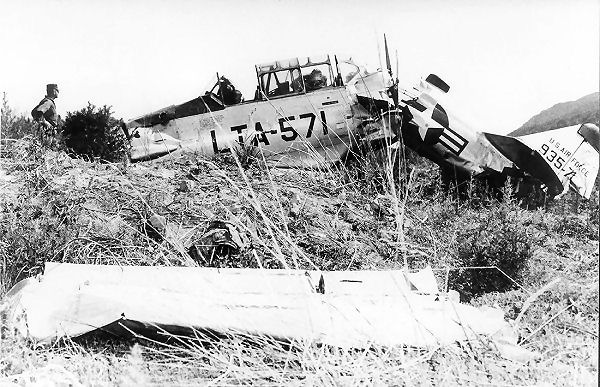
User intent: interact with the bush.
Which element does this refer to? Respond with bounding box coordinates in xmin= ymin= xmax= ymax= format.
xmin=0 ymin=191 xmax=79 ymax=294
xmin=449 ymin=206 xmax=532 ymax=300
xmin=1 ymin=92 xmax=35 ymax=140
xmin=550 ymin=214 xmax=598 ymax=240
xmin=61 ymin=103 xmax=128 ymax=162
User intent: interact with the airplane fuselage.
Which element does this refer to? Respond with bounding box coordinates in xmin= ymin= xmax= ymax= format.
xmin=130 ymin=87 xmax=374 ymax=166
xmin=128 ymin=55 xmax=391 ymax=166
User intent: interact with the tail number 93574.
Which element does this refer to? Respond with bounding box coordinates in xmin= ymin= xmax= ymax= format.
xmin=539 ymin=143 xmax=576 ymax=179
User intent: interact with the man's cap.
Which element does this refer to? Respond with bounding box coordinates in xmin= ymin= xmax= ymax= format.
xmin=46 ymin=84 xmax=59 ymax=93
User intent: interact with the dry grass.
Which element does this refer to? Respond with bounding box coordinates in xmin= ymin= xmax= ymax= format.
xmin=0 ymin=133 xmax=598 ymax=385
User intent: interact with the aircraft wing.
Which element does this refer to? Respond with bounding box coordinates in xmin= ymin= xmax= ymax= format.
xmin=3 ymin=262 xmax=520 ymax=350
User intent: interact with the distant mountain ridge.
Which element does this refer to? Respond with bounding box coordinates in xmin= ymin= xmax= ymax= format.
xmin=510 ymin=92 xmax=599 ymax=137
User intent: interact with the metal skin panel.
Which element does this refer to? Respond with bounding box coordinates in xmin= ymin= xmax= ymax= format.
xmin=3 ymin=263 xmax=522 ymax=351
xmin=130 ymin=86 xmax=363 ymax=167
xmin=403 ymin=93 xmax=513 ymax=177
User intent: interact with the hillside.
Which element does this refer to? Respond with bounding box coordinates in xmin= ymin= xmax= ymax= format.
xmin=510 ymin=92 xmax=599 ymax=136
xmin=0 ymin=136 xmax=598 ymax=384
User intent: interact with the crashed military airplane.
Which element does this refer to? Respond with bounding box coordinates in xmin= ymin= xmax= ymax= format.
xmin=126 ymin=54 xmax=392 ymax=167
xmin=125 ymin=41 xmax=599 ymax=199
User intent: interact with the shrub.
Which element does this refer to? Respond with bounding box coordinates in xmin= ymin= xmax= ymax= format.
xmin=1 ymin=92 xmax=35 ymax=140
xmin=449 ymin=205 xmax=532 ymax=300
xmin=0 ymin=191 xmax=79 ymax=294
xmin=61 ymin=103 xmax=129 ymax=162
xmin=550 ymin=214 xmax=597 ymax=240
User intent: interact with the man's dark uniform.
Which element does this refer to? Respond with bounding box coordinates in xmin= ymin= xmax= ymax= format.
xmin=31 ymin=84 xmax=60 ymax=143
xmin=31 ymin=83 xmax=60 ymax=147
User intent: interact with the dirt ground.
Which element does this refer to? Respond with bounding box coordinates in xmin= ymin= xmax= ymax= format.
xmin=0 ymin=144 xmax=598 ymax=385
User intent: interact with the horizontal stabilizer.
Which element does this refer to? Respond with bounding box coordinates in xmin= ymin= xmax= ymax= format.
xmin=483 ymin=133 xmax=563 ymax=193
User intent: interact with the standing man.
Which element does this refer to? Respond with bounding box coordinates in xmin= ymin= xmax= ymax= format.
xmin=31 ymin=83 xmax=60 ymax=146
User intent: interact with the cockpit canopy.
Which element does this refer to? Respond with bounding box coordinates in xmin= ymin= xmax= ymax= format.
xmin=254 ymin=55 xmax=340 ymax=99
xmin=127 ymin=55 xmax=362 ymax=129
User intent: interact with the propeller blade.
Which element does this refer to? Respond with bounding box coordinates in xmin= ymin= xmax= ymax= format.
xmin=395 ymin=48 xmax=399 ymax=83
xmin=383 ymin=34 xmax=399 ymax=108
xmin=384 ymin=34 xmax=392 ymax=77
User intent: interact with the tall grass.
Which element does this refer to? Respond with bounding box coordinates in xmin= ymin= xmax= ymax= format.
xmin=0 ymin=96 xmax=598 ymax=385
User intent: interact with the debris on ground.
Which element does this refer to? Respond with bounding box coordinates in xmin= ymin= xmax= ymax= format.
xmin=187 ymin=221 xmax=246 ymax=266
xmin=1 ymin=262 xmax=534 ymax=362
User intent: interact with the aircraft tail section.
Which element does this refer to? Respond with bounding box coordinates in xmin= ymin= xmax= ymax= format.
xmin=488 ymin=124 xmax=599 ymax=198
xmin=518 ymin=124 xmax=599 ymax=198
xmin=483 ymin=133 xmax=563 ymax=192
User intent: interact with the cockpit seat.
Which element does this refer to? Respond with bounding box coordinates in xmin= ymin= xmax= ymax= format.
xmin=276 ymin=81 xmax=290 ymax=96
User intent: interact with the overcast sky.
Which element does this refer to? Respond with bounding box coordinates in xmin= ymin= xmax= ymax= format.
xmin=1 ymin=0 xmax=598 ymax=134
